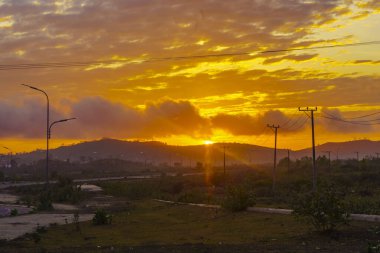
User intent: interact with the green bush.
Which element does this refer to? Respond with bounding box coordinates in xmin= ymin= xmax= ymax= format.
xmin=292 ymin=186 xmax=349 ymax=232
xmin=367 ymin=226 xmax=380 ymax=253
xmin=368 ymin=243 xmax=380 ymax=253
xmin=10 ymin=209 xmax=18 ymax=216
xmin=52 ymin=177 xmax=83 ymax=204
xmin=38 ymin=191 xmax=53 ymax=211
xmin=92 ymin=209 xmax=112 ymax=225
xmin=222 ymin=184 xmax=255 ymax=212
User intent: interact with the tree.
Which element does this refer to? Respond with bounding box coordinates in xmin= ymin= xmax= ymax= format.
xmin=292 ymin=185 xmax=349 ymax=232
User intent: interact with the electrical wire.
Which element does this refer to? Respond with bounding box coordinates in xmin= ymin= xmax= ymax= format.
xmin=283 ymin=115 xmax=309 ymax=131
xmin=320 ymin=111 xmax=380 ymax=124
xmin=1 ymin=40 xmax=380 ymax=71
xmin=289 ymin=116 xmax=309 ymax=131
xmin=344 ymin=111 xmax=380 ymax=119
xmin=252 ymin=126 xmax=270 ymax=144
xmin=280 ymin=109 xmax=300 ymax=128
xmin=319 ymin=114 xmax=380 ymax=125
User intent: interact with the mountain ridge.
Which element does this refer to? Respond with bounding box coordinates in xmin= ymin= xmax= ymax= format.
xmin=11 ymin=138 xmax=380 ymax=165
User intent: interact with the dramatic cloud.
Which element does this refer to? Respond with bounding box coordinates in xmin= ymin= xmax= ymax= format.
xmin=0 ymin=99 xmax=64 ymax=138
xmin=319 ymin=107 xmax=373 ymax=133
xmin=0 ymin=97 xmax=211 ymax=139
xmin=211 ymin=110 xmax=308 ymax=135
xmin=0 ymin=0 xmax=356 ymax=65
xmin=1 ymin=0 xmax=380 ymax=151
xmin=68 ymin=97 xmax=214 ymax=138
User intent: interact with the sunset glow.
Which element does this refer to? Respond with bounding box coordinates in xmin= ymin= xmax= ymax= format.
xmin=0 ymin=0 xmax=380 ymax=153
xmin=204 ymin=140 xmax=214 ymax=145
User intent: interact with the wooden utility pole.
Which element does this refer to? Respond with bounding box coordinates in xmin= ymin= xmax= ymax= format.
xmin=267 ymin=124 xmax=280 ymax=192
xmin=355 ymin=151 xmax=359 ymax=161
xmin=287 ymin=149 xmax=290 ymax=172
xmin=324 ymin=151 xmax=331 ymax=169
xmin=223 ymin=145 xmax=228 ymax=188
xmin=299 ymin=107 xmax=318 ymax=192
xmin=355 ymin=151 xmax=360 ymax=169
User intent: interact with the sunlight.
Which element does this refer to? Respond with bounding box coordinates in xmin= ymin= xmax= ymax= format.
xmin=203 ymin=140 xmax=214 ymax=145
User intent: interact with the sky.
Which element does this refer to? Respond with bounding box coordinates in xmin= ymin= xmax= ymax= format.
xmin=0 ymin=0 xmax=380 ymax=153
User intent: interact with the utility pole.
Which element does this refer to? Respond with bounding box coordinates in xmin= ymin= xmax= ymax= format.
xmin=324 ymin=151 xmax=331 ymax=169
xmin=299 ymin=107 xmax=318 ymax=192
xmin=355 ymin=151 xmax=359 ymax=161
xmin=355 ymin=151 xmax=360 ymax=169
xmin=267 ymin=124 xmax=280 ymax=192
xmin=223 ymin=145 xmax=228 ymax=188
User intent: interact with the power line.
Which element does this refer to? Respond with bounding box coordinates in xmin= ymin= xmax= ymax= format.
xmin=280 ymin=109 xmax=300 ymax=128
xmin=282 ymin=115 xmax=308 ymax=131
xmin=288 ymin=116 xmax=309 ymax=131
xmin=252 ymin=126 xmax=270 ymax=145
xmin=320 ymin=111 xmax=380 ymax=123
xmin=344 ymin=111 xmax=380 ymax=119
xmin=320 ymin=114 xmax=380 ymax=125
xmin=320 ymin=110 xmax=380 ymax=123
xmin=1 ymin=40 xmax=380 ymax=71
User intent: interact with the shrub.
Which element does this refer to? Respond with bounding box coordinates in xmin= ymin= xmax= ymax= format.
xmin=222 ymin=184 xmax=255 ymax=212
xmin=73 ymin=212 xmax=81 ymax=232
xmin=53 ymin=177 xmax=83 ymax=204
xmin=292 ymin=185 xmax=349 ymax=232
xmin=10 ymin=208 xmax=18 ymax=216
xmin=367 ymin=226 xmax=380 ymax=253
xmin=368 ymin=243 xmax=380 ymax=253
xmin=92 ymin=209 xmax=112 ymax=225
xmin=38 ymin=191 xmax=53 ymax=211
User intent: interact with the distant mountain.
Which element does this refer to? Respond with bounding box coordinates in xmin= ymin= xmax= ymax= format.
xmin=294 ymin=140 xmax=380 ymax=160
xmin=13 ymin=139 xmax=380 ymax=165
xmin=15 ymin=138 xmax=288 ymax=166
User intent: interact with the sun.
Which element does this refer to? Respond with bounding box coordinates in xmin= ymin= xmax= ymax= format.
xmin=203 ymin=140 xmax=214 ymax=145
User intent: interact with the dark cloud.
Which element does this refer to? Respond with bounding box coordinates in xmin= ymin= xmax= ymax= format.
xmin=142 ymin=100 xmax=211 ymax=137
xmin=0 ymin=0 xmax=347 ymax=64
xmin=319 ymin=107 xmax=373 ymax=133
xmin=211 ymin=110 xmax=307 ymax=135
xmin=0 ymin=97 xmax=378 ymax=140
xmin=0 ymin=97 xmax=211 ymax=139
xmin=352 ymin=60 xmax=380 ymax=65
xmin=65 ymin=97 xmax=213 ymax=138
xmin=0 ymin=98 xmax=64 ymax=138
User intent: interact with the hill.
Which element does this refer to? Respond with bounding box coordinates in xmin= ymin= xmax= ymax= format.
xmin=294 ymin=140 xmax=380 ymax=160
xmin=13 ymin=139 xmax=380 ymax=165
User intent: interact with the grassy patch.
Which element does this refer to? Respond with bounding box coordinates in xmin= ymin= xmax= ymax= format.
xmin=3 ymin=200 xmax=377 ymax=252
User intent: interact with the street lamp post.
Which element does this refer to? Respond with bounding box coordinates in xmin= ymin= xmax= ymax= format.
xmin=21 ymin=84 xmax=76 ymax=187
xmin=49 ymin=118 xmax=77 ymax=139
xmin=21 ymin=84 xmax=49 ymax=186
xmin=47 ymin=118 xmax=76 ymax=185
xmin=2 ymin=146 xmax=12 ymax=168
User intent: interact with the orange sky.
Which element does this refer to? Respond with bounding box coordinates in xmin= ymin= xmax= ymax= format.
xmin=1 ymin=0 xmax=380 ymax=153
